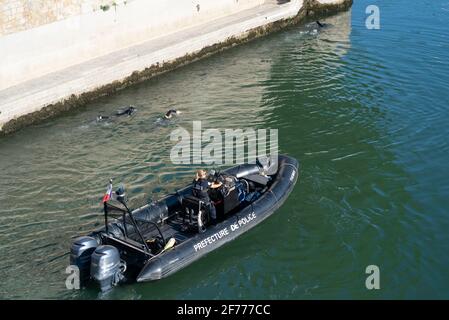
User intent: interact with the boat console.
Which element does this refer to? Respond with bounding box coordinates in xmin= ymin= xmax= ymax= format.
xmin=208 ymin=173 xmax=245 ymax=219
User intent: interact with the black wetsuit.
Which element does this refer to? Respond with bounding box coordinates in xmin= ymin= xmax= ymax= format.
xmin=116 ymin=106 xmax=136 ymax=116
xmin=165 ymin=109 xmax=178 ymax=119
xmin=192 ymin=178 xmax=217 ymax=221
xmin=96 ymin=106 xmax=136 ymax=123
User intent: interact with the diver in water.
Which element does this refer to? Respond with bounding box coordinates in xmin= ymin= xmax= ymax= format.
xmin=96 ymin=115 xmax=110 ymax=122
xmin=116 ymin=106 xmax=137 ymax=116
xmin=155 ymin=109 xmax=181 ymax=126
xmin=96 ymin=105 xmax=137 ymax=123
xmin=299 ymin=20 xmax=329 ymax=36
xmin=164 ymin=109 xmax=181 ymax=119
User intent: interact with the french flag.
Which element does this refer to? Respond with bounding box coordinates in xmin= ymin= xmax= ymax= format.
xmin=102 ymin=181 xmax=113 ymax=203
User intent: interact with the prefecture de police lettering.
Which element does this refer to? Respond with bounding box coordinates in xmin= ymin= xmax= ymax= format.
xmin=193 ymin=213 xmax=257 ymax=252
xmin=193 ymin=228 xmax=229 ymax=252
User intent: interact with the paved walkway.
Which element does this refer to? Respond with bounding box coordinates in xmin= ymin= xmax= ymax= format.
xmin=0 ymin=0 xmax=303 ymax=130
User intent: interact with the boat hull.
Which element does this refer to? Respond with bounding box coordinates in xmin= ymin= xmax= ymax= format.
xmin=136 ymin=155 xmax=299 ymax=282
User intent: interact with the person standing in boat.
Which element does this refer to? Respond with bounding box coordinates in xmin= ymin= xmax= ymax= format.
xmin=192 ymin=169 xmax=221 ymax=225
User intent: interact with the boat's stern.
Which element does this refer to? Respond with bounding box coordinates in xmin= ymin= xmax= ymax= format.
xmin=70 ymin=236 xmax=127 ymax=291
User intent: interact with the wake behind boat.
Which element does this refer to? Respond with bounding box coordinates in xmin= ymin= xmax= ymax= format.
xmin=70 ymin=155 xmax=299 ymax=291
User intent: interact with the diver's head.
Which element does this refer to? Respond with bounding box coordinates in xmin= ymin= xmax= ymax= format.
xmin=164 ymin=109 xmax=180 ymax=119
xmin=127 ymin=106 xmax=136 ymax=114
xmin=96 ymin=115 xmax=108 ymax=122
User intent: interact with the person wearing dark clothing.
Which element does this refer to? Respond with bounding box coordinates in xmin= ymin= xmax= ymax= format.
xmin=116 ymin=106 xmax=137 ymax=116
xmin=192 ymin=169 xmax=220 ymax=224
xmin=164 ymin=109 xmax=181 ymax=119
xmin=95 ymin=105 xmax=136 ymax=123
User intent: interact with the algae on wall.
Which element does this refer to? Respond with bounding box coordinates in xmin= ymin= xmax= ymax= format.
xmin=0 ymin=0 xmax=353 ymax=135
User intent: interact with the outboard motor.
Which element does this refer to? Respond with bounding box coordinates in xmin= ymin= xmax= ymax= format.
xmin=90 ymin=245 xmax=126 ymax=291
xmin=70 ymin=236 xmax=98 ymax=284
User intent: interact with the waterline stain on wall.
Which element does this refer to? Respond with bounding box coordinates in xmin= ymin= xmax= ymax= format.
xmin=0 ymin=0 xmax=353 ymax=136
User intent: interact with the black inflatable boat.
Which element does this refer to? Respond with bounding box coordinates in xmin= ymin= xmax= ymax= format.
xmin=70 ymin=155 xmax=299 ymax=291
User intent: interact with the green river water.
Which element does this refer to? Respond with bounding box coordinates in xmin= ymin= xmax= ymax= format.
xmin=1 ymin=0 xmax=449 ymax=299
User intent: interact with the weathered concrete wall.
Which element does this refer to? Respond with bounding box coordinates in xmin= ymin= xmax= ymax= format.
xmin=0 ymin=0 xmax=265 ymax=90
xmin=0 ymin=0 xmax=352 ymax=135
xmin=0 ymin=0 xmax=104 ymax=36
